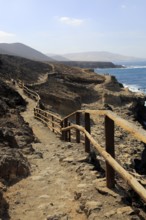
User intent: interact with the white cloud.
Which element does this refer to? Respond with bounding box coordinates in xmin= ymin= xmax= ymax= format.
xmin=59 ymin=17 xmax=84 ymax=26
xmin=0 ymin=31 xmax=15 ymax=38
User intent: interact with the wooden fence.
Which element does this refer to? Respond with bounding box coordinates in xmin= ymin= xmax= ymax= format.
xmin=34 ymin=108 xmax=61 ymax=135
xmin=17 ymin=80 xmax=146 ymax=202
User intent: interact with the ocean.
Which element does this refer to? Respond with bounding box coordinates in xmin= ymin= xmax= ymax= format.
xmin=95 ymin=61 xmax=146 ymax=94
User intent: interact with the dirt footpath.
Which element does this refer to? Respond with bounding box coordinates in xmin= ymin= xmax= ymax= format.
xmin=4 ymin=88 xmax=146 ymax=220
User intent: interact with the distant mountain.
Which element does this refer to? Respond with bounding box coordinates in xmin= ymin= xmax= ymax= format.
xmin=46 ymin=53 xmax=70 ymax=61
xmin=61 ymin=51 xmax=146 ymax=62
xmin=0 ymin=43 xmax=54 ymax=62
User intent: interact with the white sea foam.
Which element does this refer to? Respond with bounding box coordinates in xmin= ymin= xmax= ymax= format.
xmin=123 ymin=83 xmax=141 ymax=92
xmin=126 ymin=66 xmax=146 ymax=69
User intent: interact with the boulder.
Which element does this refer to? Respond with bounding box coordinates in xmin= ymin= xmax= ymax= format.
xmin=0 ymin=147 xmax=30 ymax=183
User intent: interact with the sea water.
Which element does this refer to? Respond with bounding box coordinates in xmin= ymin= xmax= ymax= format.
xmin=95 ymin=61 xmax=146 ymax=94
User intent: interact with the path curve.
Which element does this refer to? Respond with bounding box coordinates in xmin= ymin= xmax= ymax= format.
xmin=5 ymin=87 xmax=87 ymax=220
xmin=5 ymin=86 xmax=144 ymax=220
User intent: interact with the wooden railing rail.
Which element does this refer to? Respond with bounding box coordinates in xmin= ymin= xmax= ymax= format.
xmin=34 ymin=108 xmax=61 ymax=135
xmin=62 ymin=109 xmax=146 ymax=145
xmin=62 ymin=124 xmax=146 ymax=202
xmin=17 ymin=80 xmax=61 ymax=135
xmin=35 ymin=107 xmax=61 ymax=121
xmin=61 ymin=110 xmax=146 ymax=202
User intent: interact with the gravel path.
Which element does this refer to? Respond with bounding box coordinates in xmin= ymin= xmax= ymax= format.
xmin=5 ymin=88 xmax=88 ymax=220
xmin=5 ymin=87 xmax=146 ymax=220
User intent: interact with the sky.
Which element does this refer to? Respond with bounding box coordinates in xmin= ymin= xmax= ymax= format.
xmin=0 ymin=0 xmax=146 ymax=57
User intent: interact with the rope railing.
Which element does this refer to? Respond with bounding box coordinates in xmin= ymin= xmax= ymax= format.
xmin=17 ymin=80 xmax=146 ymax=203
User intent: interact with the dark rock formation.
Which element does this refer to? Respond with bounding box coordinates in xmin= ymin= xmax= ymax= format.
xmin=56 ymin=61 xmax=124 ymax=68
xmin=0 ymin=79 xmax=35 ymax=218
xmin=0 ymin=80 xmax=34 ymax=184
xmin=28 ymin=64 xmax=105 ymax=115
xmin=0 ymin=54 xmax=52 ymax=83
xmin=0 ymin=79 xmax=26 ymax=112
xmin=0 ymin=186 xmax=9 ymax=219
xmin=0 ymin=147 xmax=30 ymax=183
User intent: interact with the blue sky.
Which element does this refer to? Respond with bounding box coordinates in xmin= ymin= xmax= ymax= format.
xmin=0 ymin=0 xmax=146 ymax=57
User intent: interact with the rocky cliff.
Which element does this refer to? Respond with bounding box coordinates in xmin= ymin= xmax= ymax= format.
xmin=55 ymin=61 xmax=123 ymax=68
xmin=28 ymin=63 xmax=146 ymax=118
xmin=0 ymin=79 xmax=36 ymax=218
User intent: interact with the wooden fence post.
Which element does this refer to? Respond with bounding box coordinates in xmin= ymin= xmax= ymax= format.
xmin=85 ymin=113 xmax=91 ymax=153
xmin=60 ymin=121 xmax=64 ymax=140
xmin=64 ymin=118 xmax=68 ymax=141
xmin=76 ymin=112 xmax=80 ymax=143
xmin=105 ymin=115 xmax=115 ymax=188
xmin=68 ymin=122 xmax=71 ymax=142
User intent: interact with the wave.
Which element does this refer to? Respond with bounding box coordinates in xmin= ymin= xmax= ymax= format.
xmin=123 ymin=83 xmax=142 ymax=92
xmin=125 ymin=66 xmax=146 ymax=69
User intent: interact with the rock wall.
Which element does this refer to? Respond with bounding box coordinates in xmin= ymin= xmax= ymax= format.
xmin=0 ymin=80 xmax=35 ymax=218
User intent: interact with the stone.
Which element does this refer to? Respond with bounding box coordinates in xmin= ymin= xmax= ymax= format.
xmin=116 ymin=206 xmax=138 ymax=215
xmin=96 ymin=186 xmax=118 ymax=198
xmin=74 ymin=191 xmax=81 ymax=200
xmin=77 ymin=183 xmax=91 ymax=188
xmin=0 ymin=147 xmax=30 ymax=183
xmin=104 ymin=210 xmax=116 ymax=218
xmin=39 ymin=195 xmax=50 ymax=199
xmin=88 ymin=213 xmax=101 ymax=220
xmin=84 ymin=201 xmax=102 ymax=216
xmin=63 ymin=157 xmax=74 ymax=163
xmin=31 ymin=175 xmax=44 ymax=181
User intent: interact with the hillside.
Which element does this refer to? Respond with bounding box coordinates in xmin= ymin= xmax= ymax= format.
xmin=46 ymin=53 xmax=70 ymax=61
xmin=55 ymin=61 xmax=123 ymax=68
xmin=55 ymin=51 xmax=146 ymax=62
xmin=0 ymin=54 xmax=52 ymax=82
xmin=0 ymin=43 xmax=54 ymax=62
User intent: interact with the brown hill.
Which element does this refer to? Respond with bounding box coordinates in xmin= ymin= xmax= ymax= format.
xmin=0 ymin=43 xmax=54 ymax=62
xmin=0 ymin=54 xmax=52 ymax=82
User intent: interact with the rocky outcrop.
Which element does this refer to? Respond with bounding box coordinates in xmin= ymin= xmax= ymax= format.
xmin=28 ymin=64 xmax=105 ymax=115
xmin=0 ymin=54 xmax=52 ymax=83
xmin=57 ymin=61 xmax=124 ymax=68
xmin=0 ymin=79 xmax=26 ymax=112
xmin=0 ymin=79 xmax=35 ymax=218
xmin=28 ymin=63 xmax=146 ymax=119
xmin=0 ymin=183 xmax=9 ymax=219
xmin=0 ymin=90 xmax=34 ymax=184
xmin=0 ymin=147 xmax=30 ymax=183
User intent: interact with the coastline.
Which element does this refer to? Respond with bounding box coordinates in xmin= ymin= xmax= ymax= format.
xmin=94 ymin=62 xmax=146 ymax=95
xmin=54 ymin=61 xmax=124 ymax=68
